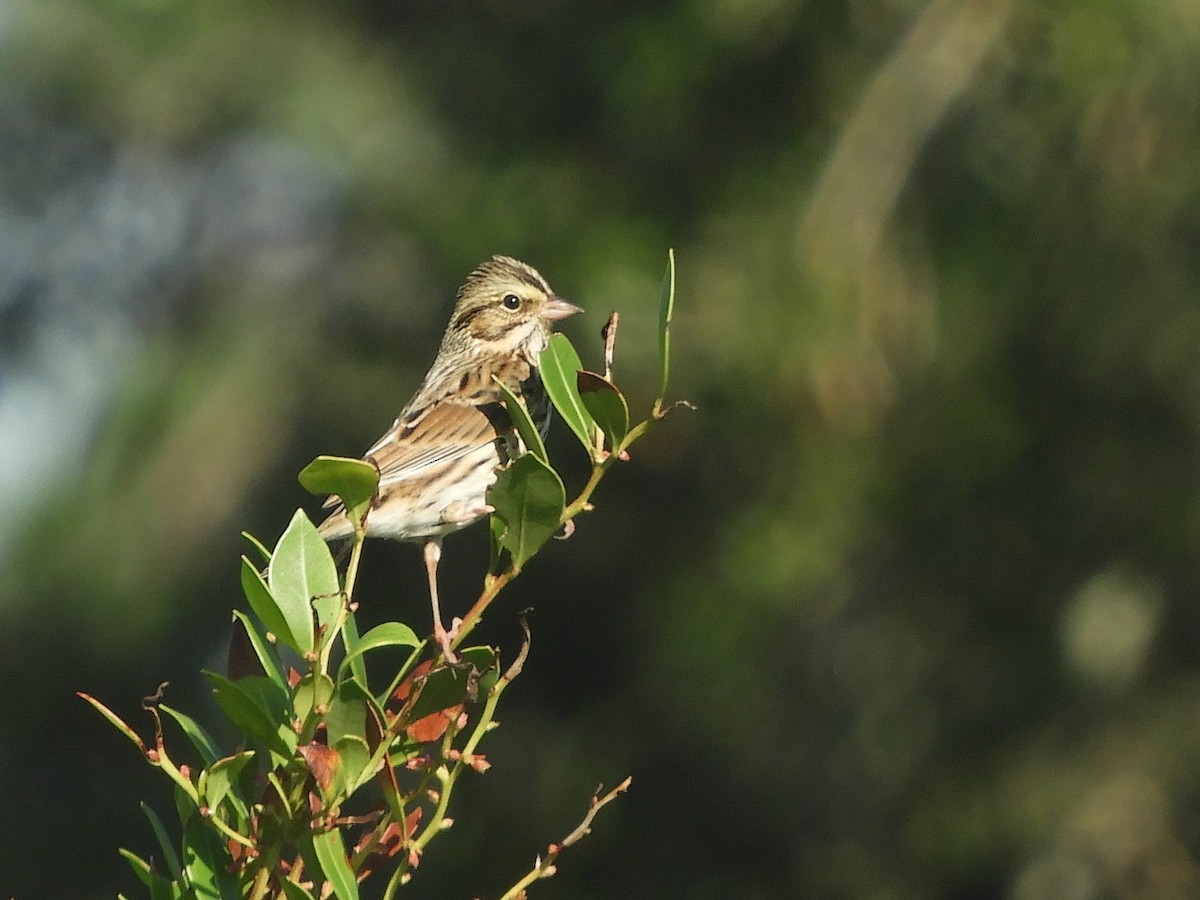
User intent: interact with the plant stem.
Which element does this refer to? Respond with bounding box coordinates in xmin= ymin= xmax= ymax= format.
xmin=248 ymin=865 xmax=271 ymax=900
xmin=344 ymin=532 xmax=365 ymax=600
xmin=451 ymin=567 xmax=515 ymax=648
xmin=496 ymin=777 xmax=633 ymax=900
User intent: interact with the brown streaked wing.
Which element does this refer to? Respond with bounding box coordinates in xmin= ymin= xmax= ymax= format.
xmin=369 ymin=401 xmax=507 ymax=490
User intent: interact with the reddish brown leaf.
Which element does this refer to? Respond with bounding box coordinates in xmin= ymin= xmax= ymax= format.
xmin=299 ymin=742 xmax=342 ymax=795
xmin=406 ymin=705 xmax=462 ymax=743
xmin=392 ymin=660 xmax=434 ymax=703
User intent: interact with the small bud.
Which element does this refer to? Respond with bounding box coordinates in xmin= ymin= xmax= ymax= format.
xmin=179 ymin=764 xmax=191 ymax=780
xmin=145 ymin=749 xmax=160 ymax=763
xmin=468 ymin=754 xmax=491 ymax=773
xmin=543 ymin=865 xmax=558 ymax=878
xmin=439 ymin=817 xmax=454 ymax=830
xmin=198 ymin=806 xmax=210 ymax=817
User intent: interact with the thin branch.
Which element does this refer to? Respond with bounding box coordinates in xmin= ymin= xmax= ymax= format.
xmin=452 ymin=567 xmax=515 ymax=648
xmin=497 ymin=777 xmax=633 ymax=900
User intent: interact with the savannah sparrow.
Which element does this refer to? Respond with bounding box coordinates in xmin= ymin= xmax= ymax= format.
xmin=318 ymin=256 xmax=581 ymax=659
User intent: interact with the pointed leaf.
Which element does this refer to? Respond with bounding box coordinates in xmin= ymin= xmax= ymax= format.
xmin=118 ymin=848 xmax=155 ymax=888
xmin=269 ymin=509 xmax=341 ymax=656
xmin=205 ymin=672 xmax=296 ymax=763
xmin=577 ymin=371 xmax=629 ymax=449
xmin=230 ymin=609 xmax=288 ymax=693
xmin=298 ymin=456 xmax=380 ymax=525
xmin=242 ymin=531 xmax=272 ymax=564
xmin=656 ymin=248 xmax=676 ymax=409
xmin=240 ymin=556 xmax=298 ymax=653
xmin=141 ymin=802 xmax=183 ymax=883
xmin=493 ymin=376 xmax=547 ymax=463
xmin=336 ymin=622 xmax=421 ymax=683
xmin=311 ymin=829 xmax=360 ymax=900
xmin=159 ymin=704 xmax=221 ymax=767
xmin=488 ymin=454 xmax=565 ymax=570
xmin=119 ymin=848 xmax=180 ymax=900
xmin=78 ymin=692 xmax=147 ymax=755
xmin=540 ymin=334 xmax=596 ymax=453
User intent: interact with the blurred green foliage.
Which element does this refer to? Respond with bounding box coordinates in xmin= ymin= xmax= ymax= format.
xmin=4 ymin=0 xmax=1200 ymax=897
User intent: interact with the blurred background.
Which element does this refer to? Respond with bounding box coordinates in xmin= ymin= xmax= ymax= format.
xmin=3 ymin=0 xmax=1200 ymax=897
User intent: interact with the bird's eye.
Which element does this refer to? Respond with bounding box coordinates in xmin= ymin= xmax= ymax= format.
xmin=502 ymin=294 xmax=521 ymax=311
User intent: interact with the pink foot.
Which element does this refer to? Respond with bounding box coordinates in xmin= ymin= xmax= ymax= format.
xmin=433 ymin=618 xmax=461 ymax=664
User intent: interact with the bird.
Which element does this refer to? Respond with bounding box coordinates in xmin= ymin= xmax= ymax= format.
xmin=318 ymin=256 xmax=581 ymax=660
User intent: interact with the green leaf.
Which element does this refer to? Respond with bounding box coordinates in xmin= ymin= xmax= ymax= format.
xmin=141 ymin=802 xmax=183 ymax=884
xmin=656 ymin=247 xmax=676 ymax=409
xmin=230 ymin=609 xmax=289 ymax=693
xmin=326 ymin=682 xmax=368 ymax=747
xmin=269 ymin=509 xmax=341 ymax=656
xmin=205 ymin=672 xmax=296 ymax=764
xmin=488 ymin=513 xmax=505 ymax=573
xmin=118 ymin=848 xmax=155 ymax=888
xmin=78 ymin=692 xmax=147 ymax=754
xmin=240 ymin=556 xmax=298 ymax=653
xmin=181 ymin=814 xmax=240 ymax=899
xmin=120 ymin=848 xmax=180 ymax=900
xmin=578 ymin=371 xmax=630 ymax=450
xmin=540 ymin=334 xmax=597 ymax=453
xmin=333 ymin=734 xmax=373 ymax=795
xmin=339 ymin=610 xmax=368 ymax=688
xmin=199 ymin=751 xmax=255 ymax=819
xmin=298 ymin=455 xmax=379 ymax=526
xmin=150 ymin=876 xmax=182 ymax=900
xmin=336 ymin=622 xmax=421 ymax=683
xmin=488 ymin=454 xmax=565 ymax=570
xmin=493 ymin=375 xmax=548 ymax=463
xmin=311 ymin=829 xmax=360 ymax=900
xmin=294 ymin=672 xmax=336 ymax=726
xmin=313 ymin=592 xmax=346 ymax=655
xmin=241 ymin=531 xmax=272 ymax=565
xmin=280 ymin=880 xmax=318 ymax=900
xmin=159 ymin=704 xmax=221 ymax=767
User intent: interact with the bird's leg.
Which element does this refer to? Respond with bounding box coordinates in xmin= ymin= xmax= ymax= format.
xmin=423 ymin=538 xmax=458 ymax=663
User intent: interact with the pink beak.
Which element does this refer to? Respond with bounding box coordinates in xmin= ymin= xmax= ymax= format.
xmin=541 ymin=295 xmax=583 ymax=322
